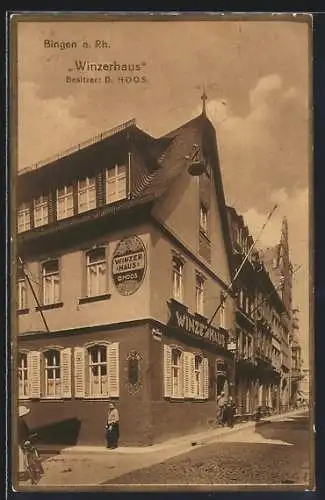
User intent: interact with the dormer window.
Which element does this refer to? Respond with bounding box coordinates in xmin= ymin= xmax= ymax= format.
xmin=34 ymin=195 xmax=49 ymax=227
xmin=78 ymin=177 xmax=96 ymax=213
xmin=17 ymin=203 xmax=31 ymax=233
xmin=106 ymin=165 xmax=127 ymax=204
xmin=57 ymin=185 xmax=74 ymax=220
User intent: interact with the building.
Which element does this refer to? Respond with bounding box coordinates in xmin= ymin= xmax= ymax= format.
xmin=260 ymin=217 xmax=296 ymax=411
xmin=227 ymin=207 xmax=291 ymax=417
xmin=16 ymin=105 xmax=237 ymax=447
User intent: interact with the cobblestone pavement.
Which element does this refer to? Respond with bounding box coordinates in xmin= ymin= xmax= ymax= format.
xmin=17 ymin=411 xmax=310 ymax=489
xmin=105 ymin=414 xmax=311 ymax=486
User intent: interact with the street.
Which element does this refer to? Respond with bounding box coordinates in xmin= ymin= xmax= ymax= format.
xmin=105 ymin=413 xmax=310 ymax=486
xmin=19 ymin=411 xmax=311 ymax=489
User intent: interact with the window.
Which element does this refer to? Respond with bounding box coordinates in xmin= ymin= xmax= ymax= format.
xmin=106 ymin=165 xmax=127 ymax=203
xmin=42 ymin=259 xmax=60 ymax=305
xmin=88 ymin=345 xmax=108 ymax=397
xmin=172 ymin=257 xmax=184 ymax=302
xmin=171 ymin=348 xmax=182 ymax=398
xmin=17 ymin=267 xmax=27 ymax=310
xmin=78 ymin=177 xmax=96 ymax=213
xmin=18 ymin=352 xmax=29 ymax=398
xmin=18 ymin=203 xmax=31 ymax=233
xmin=57 ymin=185 xmax=74 ymax=220
xmin=73 ymin=343 xmax=119 ymax=398
xmin=86 ymin=248 xmax=107 ymax=297
xmin=195 ymin=274 xmax=204 ymax=315
xmin=194 ymin=356 xmax=203 ymax=398
xmin=34 ymin=196 xmax=49 ymax=227
xmin=200 ymin=203 xmax=208 ymax=234
xmin=44 ymin=349 xmax=61 ymax=398
xmin=164 ymin=345 xmax=209 ymax=400
xmin=219 ymin=300 xmax=226 ymax=328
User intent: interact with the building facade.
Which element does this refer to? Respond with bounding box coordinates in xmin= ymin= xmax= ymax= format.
xmin=227 ymin=208 xmax=292 ymax=417
xmin=16 ymin=112 xmax=237 ymax=446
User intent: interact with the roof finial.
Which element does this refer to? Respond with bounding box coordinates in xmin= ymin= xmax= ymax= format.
xmin=201 ymin=86 xmax=208 ymax=115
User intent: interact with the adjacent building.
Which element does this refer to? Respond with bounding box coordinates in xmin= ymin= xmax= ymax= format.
xmin=16 ymin=108 xmax=237 ymax=446
xmin=227 ymin=207 xmax=285 ymax=417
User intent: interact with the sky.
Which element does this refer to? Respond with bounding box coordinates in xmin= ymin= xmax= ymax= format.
xmin=16 ymin=16 xmax=311 ymax=368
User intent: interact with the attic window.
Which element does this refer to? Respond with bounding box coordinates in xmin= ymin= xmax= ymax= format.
xmin=106 ymin=165 xmax=127 ymax=204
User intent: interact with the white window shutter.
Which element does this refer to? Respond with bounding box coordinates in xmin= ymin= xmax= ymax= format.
xmin=74 ymin=347 xmax=85 ymax=398
xmin=163 ymin=344 xmax=172 ymax=397
xmin=180 ymin=351 xmax=185 ymax=398
xmin=190 ymin=353 xmax=195 ymax=398
xmin=108 ymin=343 xmax=120 ymax=397
xmin=203 ymin=358 xmax=209 ymax=399
xmin=183 ymin=352 xmax=191 ymax=398
xmin=28 ymin=351 xmax=41 ymax=399
xmin=61 ymin=348 xmax=72 ymax=398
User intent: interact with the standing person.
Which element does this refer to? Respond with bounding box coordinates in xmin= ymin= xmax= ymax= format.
xmin=225 ymin=396 xmax=236 ymax=428
xmin=216 ymin=391 xmax=226 ymax=426
xmin=18 ymin=405 xmax=30 ymax=481
xmin=105 ymin=403 xmax=120 ymax=449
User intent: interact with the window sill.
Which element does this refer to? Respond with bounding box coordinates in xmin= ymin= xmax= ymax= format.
xmin=78 ymin=293 xmax=111 ymax=305
xmin=40 ymin=398 xmax=66 ymax=402
xmin=17 ymin=308 xmax=30 ymax=315
xmin=36 ymin=302 xmax=63 ymax=311
xmin=165 ymin=397 xmax=208 ymax=402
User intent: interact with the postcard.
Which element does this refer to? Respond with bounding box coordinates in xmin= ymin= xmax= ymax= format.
xmin=8 ymin=12 xmax=314 ymax=492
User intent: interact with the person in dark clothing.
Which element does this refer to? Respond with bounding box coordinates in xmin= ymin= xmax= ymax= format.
xmin=224 ymin=396 xmax=236 ymax=428
xmin=106 ymin=403 xmax=120 ymax=449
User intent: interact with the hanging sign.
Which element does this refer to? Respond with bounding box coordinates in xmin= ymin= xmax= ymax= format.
xmin=112 ymin=235 xmax=147 ymax=296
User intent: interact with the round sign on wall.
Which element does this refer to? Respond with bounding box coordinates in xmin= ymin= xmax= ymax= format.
xmin=112 ymin=235 xmax=147 ymax=296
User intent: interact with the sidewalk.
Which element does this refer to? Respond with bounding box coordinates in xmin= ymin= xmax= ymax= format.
xmin=19 ymin=408 xmax=307 ymax=488
xmin=54 ymin=407 xmax=308 ymax=456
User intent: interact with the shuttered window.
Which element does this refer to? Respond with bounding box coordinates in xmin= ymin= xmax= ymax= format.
xmin=74 ymin=343 xmax=119 ymax=398
xmin=163 ymin=345 xmax=209 ymax=400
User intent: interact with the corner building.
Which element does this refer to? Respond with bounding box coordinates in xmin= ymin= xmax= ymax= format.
xmin=16 ymin=113 xmax=236 ymax=446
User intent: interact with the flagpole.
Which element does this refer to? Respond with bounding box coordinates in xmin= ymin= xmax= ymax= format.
xmin=207 ymin=204 xmax=278 ymax=328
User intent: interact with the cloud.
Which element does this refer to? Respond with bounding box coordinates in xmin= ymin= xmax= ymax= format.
xmin=18 ymin=81 xmax=98 ymax=169
xmin=192 ymin=73 xmax=309 ymax=214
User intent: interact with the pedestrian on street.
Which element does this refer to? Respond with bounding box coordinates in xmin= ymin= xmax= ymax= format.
xmin=106 ymin=402 xmax=120 ymax=449
xmin=18 ymin=405 xmax=30 ymax=481
xmin=216 ymin=391 xmax=226 ymax=426
xmin=224 ymin=396 xmax=236 ymax=428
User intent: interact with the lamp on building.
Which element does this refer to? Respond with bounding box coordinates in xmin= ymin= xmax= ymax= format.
xmin=227 ymin=339 xmax=237 ymax=400
xmin=186 ymin=144 xmax=207 ymax=176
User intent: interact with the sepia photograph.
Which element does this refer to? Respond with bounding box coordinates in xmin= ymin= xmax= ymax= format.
xmin=10 ymin=12 xmax=313 ymax=491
